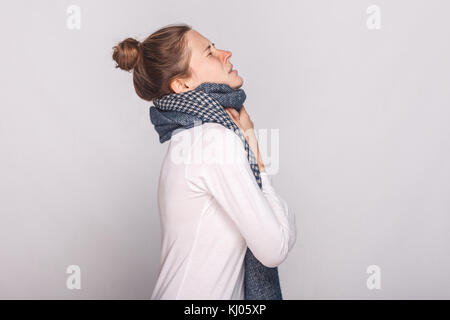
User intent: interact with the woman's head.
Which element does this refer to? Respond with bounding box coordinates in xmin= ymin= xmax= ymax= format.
xmin=173 ymin=29 xmax=243 ymax=93
xmin=112 ymin=23 xmax=243 ymax=101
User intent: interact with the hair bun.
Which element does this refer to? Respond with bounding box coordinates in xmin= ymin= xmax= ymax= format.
xmin=112 ymin=38 xmax=142 ymax=71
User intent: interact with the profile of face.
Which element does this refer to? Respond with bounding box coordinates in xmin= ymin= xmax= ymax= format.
xmin=170 ymin=29 xmax=244 ymax=93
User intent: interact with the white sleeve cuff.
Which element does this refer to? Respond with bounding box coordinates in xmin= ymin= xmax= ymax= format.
xmin=260 ymin=171 xmax=274 ymax=191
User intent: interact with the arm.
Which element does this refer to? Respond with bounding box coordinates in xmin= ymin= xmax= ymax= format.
xmin=260 ymin=171 xmax=297 ymax=253
xmin=186 ymin=127 xmax=297 ymax=268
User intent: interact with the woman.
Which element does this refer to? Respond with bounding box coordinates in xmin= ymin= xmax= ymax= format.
xmin=112 ymin=23 xmax=297 ymax=300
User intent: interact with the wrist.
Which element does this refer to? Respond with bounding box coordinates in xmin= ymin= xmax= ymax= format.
xmin=258 ymin=159 xmax=265 ymax=172
xmin=244 ymin=129 xmax=264 ymax=172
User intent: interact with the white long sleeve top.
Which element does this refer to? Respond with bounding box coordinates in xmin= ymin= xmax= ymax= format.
xmin=150 ymin=122 xmax=297 ymax=300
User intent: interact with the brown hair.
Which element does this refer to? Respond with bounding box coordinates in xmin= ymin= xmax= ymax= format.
xmin=112 ymin=23 xmax=193 ymax=101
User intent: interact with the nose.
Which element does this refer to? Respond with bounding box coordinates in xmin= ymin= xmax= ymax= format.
xmin=221 ymin=50 xmax=232 ymax=64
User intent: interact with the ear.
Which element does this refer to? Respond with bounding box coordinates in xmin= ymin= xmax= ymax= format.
xmin=169 ymin=79 xmax=183 ymax=93
xmin=170 ymin=78 xmax=192 ymax=93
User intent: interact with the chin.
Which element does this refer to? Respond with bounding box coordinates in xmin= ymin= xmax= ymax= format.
xmin=230 ymin=75 xmax=244 ymax=89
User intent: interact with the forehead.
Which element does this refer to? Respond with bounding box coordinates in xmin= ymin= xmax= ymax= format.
xmin=187 ymin=30 xmax=210 ymax=52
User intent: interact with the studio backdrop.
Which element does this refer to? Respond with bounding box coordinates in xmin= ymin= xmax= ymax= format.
xmin=1 ymin=0 xmax=449 ymax=299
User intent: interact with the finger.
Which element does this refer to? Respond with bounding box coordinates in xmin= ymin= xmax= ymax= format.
xmin=225 ymin=108 xmax=234 ymax=118
xmin=230 ymin=108 xmax=240 ymax=120
xmin=227 ymin=110 xmax=237 ymax=120
xmin=225 ymin=108 xmax=240 ymax=125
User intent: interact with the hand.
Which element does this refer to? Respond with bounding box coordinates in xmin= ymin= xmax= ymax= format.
xmin=224 ymin=105 xmax=254 ymax=133
xmin=237 ymin=105 xmax=254 ymax=133
xmin=224 ymin=106 xmax=243 ymax=131
xmin=224 ymin=105 xmax=265 ymax=172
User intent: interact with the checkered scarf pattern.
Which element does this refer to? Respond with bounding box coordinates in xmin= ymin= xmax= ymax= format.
xmin=150 ymin=82 xmax=282 ymax=300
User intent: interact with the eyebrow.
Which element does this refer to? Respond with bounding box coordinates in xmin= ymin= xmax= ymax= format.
xmin=203 ymin=42 xmax=215 ymax=53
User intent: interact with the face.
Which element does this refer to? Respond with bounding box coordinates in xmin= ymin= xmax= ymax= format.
xmin=170 ymin=29 xmax=244 ymax=93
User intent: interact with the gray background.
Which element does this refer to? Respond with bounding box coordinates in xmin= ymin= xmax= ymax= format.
xmin=1 ymin=0 xmax=449 ymax=299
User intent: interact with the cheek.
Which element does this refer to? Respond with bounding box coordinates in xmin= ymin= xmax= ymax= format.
xmin=197 ymin=62 xmax=218 ymax=78
xmin=194 ymin=59 xmax=224 ymax=80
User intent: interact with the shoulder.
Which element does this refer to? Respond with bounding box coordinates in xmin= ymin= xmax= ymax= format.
xmin=201 ymin=122 xmax=241 ymax=144
xmin=169 ymin=122 xmax=247 ymax=168
xmin=183 ymin=123 xmax=256 ymax=193
xmin=200 ymin=122 xmax=236 ymax=138
xmin=170 ymin=122 xmax=232 ymax=141
xmin=173 ymin=122 xmax=243 ymax=151
xmin=199 ymin=123 xmax=247 ymax=164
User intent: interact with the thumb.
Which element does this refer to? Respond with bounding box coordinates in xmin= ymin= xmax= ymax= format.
xmin=239 ymin=105 xmax=247 ymax=116
xmin=225 ymin=107 xmax=238 ymax=120
xmin=229 ymin=108 xmax=240 ymax=120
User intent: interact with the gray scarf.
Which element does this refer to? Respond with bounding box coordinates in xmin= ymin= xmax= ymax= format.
xmin=149 ymin=82 xmax=282 ymax=300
